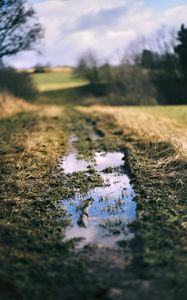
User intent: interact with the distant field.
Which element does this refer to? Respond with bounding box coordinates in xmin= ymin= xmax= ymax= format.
xmin=32 ymin=71 xmax=88 ymax=92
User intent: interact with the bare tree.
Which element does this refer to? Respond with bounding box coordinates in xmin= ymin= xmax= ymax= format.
xmin=0 ymin=0 xmax=43 ymax=60
xmin=152 ymin=25 xmax=177 ymax=55
xmin=75 ymin=50 xmax=100 ymax=86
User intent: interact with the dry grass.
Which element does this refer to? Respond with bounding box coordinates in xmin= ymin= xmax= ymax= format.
xmin=80 ymin=105 xmax=187 ymax=157
xmin=0 ymin=92 xmax=33 ymax=118
xmin=0 ymin=94 xmax=69 ymax=298
xmin=77 ymin=104 xmax=187 ymax=286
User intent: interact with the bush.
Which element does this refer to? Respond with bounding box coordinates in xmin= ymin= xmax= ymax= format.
xmin=75 ymin=52 xmax=157 ymax=105
xmin=75 ymin=51 xmax=100 ymax=86
xmin=106 ymin=66 xmax=157 ymax=105
xmin=152 ymin=72 xmax=187 ymax=104
xmin=33 ymin=64 xmax=51 ymax=73
xmin=0 ymin=67 xmax=38 ymax=101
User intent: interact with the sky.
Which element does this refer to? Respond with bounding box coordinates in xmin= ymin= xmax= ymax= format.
xmin=7 ymin=0 xmax=187 ymax=68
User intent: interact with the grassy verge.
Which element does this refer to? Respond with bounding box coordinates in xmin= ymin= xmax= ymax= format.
xmin=1 ymin=95 xmax=127 ymax=300
xmin=0 ymin=93 xmax=32 ymax=117
xmin=0 ymin=94 xmax=71 ymax=299
xmin=78 ymin=105 xmax=187 ymax=297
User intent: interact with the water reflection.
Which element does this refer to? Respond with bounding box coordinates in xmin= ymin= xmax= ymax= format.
xmin=94 ymin=152 xmax=124 ymax=171
xmin=60 ymin=150 xmax=136 ymax=248
xmin=60 ymin=153 xmax=88 ymax=174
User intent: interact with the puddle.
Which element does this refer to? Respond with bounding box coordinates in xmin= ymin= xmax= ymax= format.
xmin=59 ymin=139 xmax=136 ymax=248
xmin=59 ymin=134 xmax=88 ymax=174
xmin=94 ymin=152 xmax=124 ymax=172
xmin=60 ymin=153 xmax=88 ymax=174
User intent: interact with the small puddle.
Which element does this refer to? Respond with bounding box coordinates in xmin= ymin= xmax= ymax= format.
xmin=61 ymin=153 xmax=88 ymax=174
xmin=59 ymin=137 xmax=136 ymax=248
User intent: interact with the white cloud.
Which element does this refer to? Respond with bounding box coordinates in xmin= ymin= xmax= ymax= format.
xmin=6 ymin=0 xmax=187 ymax=68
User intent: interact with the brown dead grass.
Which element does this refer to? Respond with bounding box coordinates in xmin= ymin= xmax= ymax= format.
xmin=0 ymin=92 xmax=68 ymax=298
xmin=79 ymin=105 xmax=187 ymax=157
xmin=77 ymin=105 xmax=187 ymax=283
xmin=0 ymin=92 xmax=33 ymax=118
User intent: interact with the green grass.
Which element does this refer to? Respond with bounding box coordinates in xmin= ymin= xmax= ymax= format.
xmin=32 ymin=71 xmax=88 ymax=92
xmin=32 ymin=71 xmax=73 ymax=85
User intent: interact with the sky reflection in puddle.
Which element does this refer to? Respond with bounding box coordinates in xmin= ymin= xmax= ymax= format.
xmin=60 ymin=153 xmax=88 ymax=174
xmin=60 ymin=150 xmax=136 ymax=248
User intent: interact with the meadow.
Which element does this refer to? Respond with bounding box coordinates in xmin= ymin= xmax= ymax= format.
xmin=0 ymin=70 xmax=187 ymax=300
xmin=32 ymin=70 xmax=88 ymax=92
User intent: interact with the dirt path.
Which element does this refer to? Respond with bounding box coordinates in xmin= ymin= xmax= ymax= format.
xmin=54 ymin=107 xmax=187 ymax=300
xmin=1 ymin=103 xmax=187 ymax=300
xmin=49 ymin=108 xmax=179 ymax=300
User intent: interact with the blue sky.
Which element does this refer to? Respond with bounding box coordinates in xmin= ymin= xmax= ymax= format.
xmin=33 ymin=0 xmax=187 ymax=11
xmin=8 ymin=0 xmax=187 ymax=68
xmin=145 ymin=0 xmax=187 ymax=11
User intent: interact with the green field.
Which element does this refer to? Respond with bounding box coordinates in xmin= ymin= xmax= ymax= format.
xmin=32 ymin=70 xmax=88 ymax=91
xmin=1 ymin=71 xmax=187 ymax=300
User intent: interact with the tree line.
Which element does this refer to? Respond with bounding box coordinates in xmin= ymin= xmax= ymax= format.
xmin=75 ymin=25 xmax=187 ymax=105
xmin=0 ymin=1 xmax=187 ymax=105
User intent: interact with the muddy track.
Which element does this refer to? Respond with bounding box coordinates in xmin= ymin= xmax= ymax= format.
xmin=53 ymin=112 xmax=138 ymax=299
xmin=1 ymin=105 xmax=185 ymax=300
xmin=53 ymin=111 xmax=167 ymax=300
xmin=54 ymin=108 xmax=187 ymax=300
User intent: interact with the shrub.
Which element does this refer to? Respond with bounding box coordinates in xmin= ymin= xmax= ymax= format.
xmin=75 ymin=51 xmax=100 ymax=86
xmin=0 ymin=67 xmax=38 ymax=101
xmin=106 ymin=65 xmax=157 ymax=105
xmin=33 ymin=64 xmax=52 ymax=73
xmin=151 ymin=72 xmax=187 ymax=104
